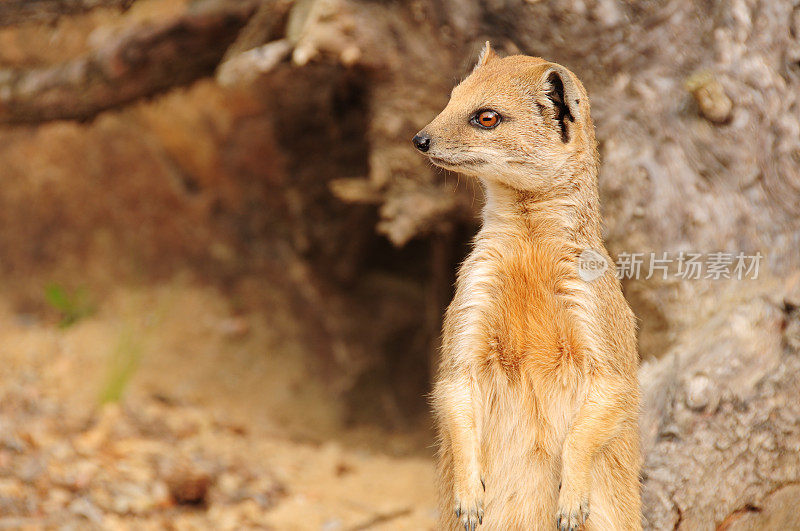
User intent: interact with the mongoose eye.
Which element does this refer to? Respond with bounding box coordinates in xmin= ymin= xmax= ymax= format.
xmin=471 ymin=110 xmax=501 ymax=129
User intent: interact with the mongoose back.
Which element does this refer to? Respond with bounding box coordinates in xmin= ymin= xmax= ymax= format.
xmin=412 ymin=43 xmax=642 ymax=530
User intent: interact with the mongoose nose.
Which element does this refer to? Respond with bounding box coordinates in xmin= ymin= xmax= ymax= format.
xmin=412 ymin=133 xmax=431 ymax=152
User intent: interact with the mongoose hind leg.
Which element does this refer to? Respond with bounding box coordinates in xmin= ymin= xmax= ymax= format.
xmin=583 ymin=432 xmax=642 ymax=531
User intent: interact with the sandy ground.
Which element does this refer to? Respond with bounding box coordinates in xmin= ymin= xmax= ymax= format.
xmin=0 ymin=282 xmax=438 ymax=530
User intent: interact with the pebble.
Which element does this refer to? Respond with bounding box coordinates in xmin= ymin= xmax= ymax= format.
xmin=686 ymin=72 xmax=733 ymax=124
xmin=685 ymin=373 xmax=719 ymax=412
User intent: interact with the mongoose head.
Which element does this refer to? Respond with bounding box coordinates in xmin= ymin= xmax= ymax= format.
xmin=412 ymin=43 xmax=596 ymax=193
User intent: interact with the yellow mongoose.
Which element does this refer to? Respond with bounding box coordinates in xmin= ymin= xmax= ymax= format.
xmin=412 ymin=43 xmax=641 ymax=530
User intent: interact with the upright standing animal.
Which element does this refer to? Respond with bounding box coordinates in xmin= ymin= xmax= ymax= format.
xmin=412 ymin=43 xmax=641 ymax=530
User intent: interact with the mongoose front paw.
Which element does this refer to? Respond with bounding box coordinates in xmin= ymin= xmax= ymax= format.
xmin=555 ymin=486 xmax=589 ymax=531
xmin=453 ymin=477 xmax=484 ymax=530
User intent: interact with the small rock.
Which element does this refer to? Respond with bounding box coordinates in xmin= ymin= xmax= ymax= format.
xmin=685 ymin=373 xmax=719 ymax=412
xmin=216 ymin=472 xmax=243 ymax=500
xmin=68 ymin=497 xmax=103 ymax=523
xmin=44 ymin=487 xmax=71 ymax=512
xmin=167 ymin=468 xmax=211 ymax=506
xmin=686 ymin=72 xmax=733 ymax=124
xmin=75 ymin=403 xmax=123 ymax=454
xmin=151 ymin=480 xmax=171 ymax=508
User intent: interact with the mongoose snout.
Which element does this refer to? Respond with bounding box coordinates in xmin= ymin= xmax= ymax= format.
xmin=412 ymin=132 xmax=431 ymax=152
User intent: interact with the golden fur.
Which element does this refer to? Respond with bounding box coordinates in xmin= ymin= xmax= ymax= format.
xmin=416 ymin=43 xmax=642 ymax=530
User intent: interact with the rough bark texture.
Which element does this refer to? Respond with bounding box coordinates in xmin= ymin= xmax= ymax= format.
xmin=0 ymin=0 xmax=136 ymax=27
xmin=639 ymin=285 xmax=800 ymax=529
xmin=0 ymin=0 xmax=798 ymax=527
xmin=0 ymin=0 xmax=257 ymax=123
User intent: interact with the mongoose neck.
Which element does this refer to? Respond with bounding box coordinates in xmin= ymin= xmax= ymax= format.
xmin=479 ymin=172 xmax=602 ymax=247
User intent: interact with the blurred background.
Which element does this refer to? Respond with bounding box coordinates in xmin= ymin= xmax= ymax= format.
xmin=0 ymin=0 xmax=798 ymax=529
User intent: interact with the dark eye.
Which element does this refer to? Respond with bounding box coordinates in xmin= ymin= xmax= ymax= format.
xmin=471 ymin=109 xmax=501 ymax=129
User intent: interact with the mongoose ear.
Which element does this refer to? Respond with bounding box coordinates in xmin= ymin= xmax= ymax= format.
xmin=542 ymin=65 xmax=582 ymax=143
xmin=473 ymin=41 xmax=499 ymax=71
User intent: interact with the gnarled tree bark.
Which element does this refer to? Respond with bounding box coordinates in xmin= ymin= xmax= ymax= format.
xmin=0 ymin=0 xmax=137 ymax=27
xmin=0 ymin=0 xmax=258 ymax=124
